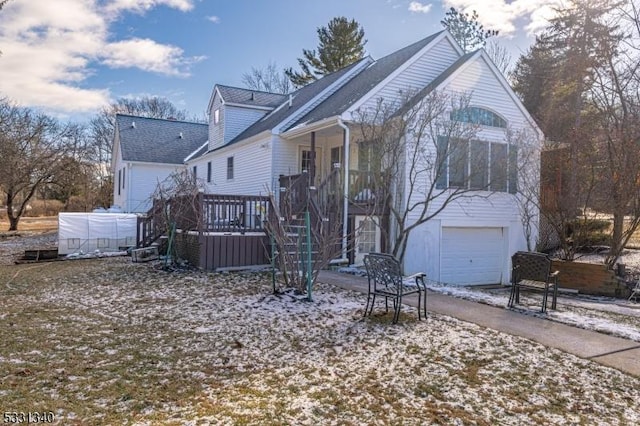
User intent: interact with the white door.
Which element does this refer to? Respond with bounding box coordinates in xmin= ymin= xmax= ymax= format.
xmin=440 ymin=227 xmax=504 ymax=285
xmin=354 ymin=216 xmax=381 ymax=264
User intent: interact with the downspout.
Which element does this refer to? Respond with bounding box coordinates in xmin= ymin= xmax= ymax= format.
xmin=337 ymin=119 xmax=350 ymax=261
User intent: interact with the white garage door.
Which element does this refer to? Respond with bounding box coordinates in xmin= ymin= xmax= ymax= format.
xmin=441 ymin=227 xmax=504 ymax=285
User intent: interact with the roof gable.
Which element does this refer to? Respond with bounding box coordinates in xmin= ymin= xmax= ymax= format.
xmin=286 ymin=31 xmax=456 ymax=130
xmin=116 ymin=114 xmax=208 ymax=165
xmin=396 ymin=50 xmax=544 ymax=139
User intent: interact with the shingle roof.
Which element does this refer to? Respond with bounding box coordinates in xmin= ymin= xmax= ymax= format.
xmin=228 ymin=58 xmax=368 ymax=144
xmin=287 ymin=31 xmax=444 ymax=129
xmin=216 ymin=85 xmax=287 ymax=108
xmin=116 ymin=115 xmax=208 ymax=164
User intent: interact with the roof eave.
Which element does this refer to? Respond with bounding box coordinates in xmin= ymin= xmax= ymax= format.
xmin=280 ymin=116 xmax=341 ymax=139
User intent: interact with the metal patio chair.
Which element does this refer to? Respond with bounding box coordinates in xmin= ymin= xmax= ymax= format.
xmin=363 ymin=253 xmax=427 ymax=323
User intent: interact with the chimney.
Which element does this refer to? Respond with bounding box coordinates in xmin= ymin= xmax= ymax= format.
xmin=131 ymin=121 xmax=136 ymax=129
xmin=250 ymin=92 xmax=255 ymax=101
xmin=288 ymin=94 xmax=293 ymax=108
xmin=179 ymin=132 xmax=183 ymax=139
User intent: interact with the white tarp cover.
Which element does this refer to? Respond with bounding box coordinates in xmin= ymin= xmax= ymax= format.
xmin=58 ymin=213 xmax=138 ymax=255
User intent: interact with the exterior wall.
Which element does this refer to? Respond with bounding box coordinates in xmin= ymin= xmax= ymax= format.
xmin=209 ymin=93 xmax=224 ymax=150
xmin=127 ymin=163 xmax=184 ymax=213
xmin=401 ymin=55 xmax=541 ymax=283
xmin=354 ymin=36 xmax=461 ymax=114
xmin=191 ymin=136 xmax=273 ymax=195
xmin=224 ymin=105 xmax=267 ymax=144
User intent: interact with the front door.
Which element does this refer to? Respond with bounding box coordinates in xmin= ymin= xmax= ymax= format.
xmin=354 ymin=215 xmax=381 ymax=264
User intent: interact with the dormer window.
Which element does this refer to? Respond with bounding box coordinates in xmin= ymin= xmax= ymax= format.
xmin=213 ymin=108 xmax=220 ymax=125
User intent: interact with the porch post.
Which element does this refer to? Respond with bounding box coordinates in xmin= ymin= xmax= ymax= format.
xmin=310 ymin=131 xmax=316 ymax=186
xmin=340 ymin=122 xmax=350 ymax=261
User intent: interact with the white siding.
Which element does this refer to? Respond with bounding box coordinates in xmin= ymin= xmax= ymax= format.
xmin=401 ymin=55 xmax=541 ymax=283
xmin=209 ymin=94 xmax=224 ymax=151
xmin=191 ymin=137 xmax=273 ymax=196
xmin=445 ymin=56 xmax=535 ymax=132
xmin=224 ymin=106 xmax=267 ymax=144
xmin=272 ymin=135 xmax=300 ymax=185
xmin=127 ymin=164 xmax=183 ymax=213
xmin=354 ymin=37 xmax=461 ymax=113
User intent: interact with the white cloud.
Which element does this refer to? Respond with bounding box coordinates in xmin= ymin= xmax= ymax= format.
xmin=408 ymin=1 xmax=432 ymax=14
xmin=0 ymin=0 xmax=202 ymax=114
xmin=102 ymin=38 xmax=205 ymax=77
xmin=105 ymin=0 xmax=194 ymax=14
xmin=443 ymin=0 xmax=561 ymax=36
xmin=206 ymin=15 xmax=221 ymax=24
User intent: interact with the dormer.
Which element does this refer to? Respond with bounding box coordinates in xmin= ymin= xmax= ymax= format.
xmin=207 ymin=85 xmax=287 ymax=150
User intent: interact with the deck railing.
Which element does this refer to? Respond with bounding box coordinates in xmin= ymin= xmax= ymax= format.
xmin=200 ymin=194 xmax=270 ymax=234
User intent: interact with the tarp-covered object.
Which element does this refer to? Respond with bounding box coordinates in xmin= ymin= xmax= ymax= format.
xmin=58 ymin=213 xmax=138 ymax=255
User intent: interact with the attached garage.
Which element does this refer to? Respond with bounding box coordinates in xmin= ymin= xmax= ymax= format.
xmin=440 ymin=227 xmax=505 ymax=285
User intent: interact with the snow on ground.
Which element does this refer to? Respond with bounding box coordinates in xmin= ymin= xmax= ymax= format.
xmin=1 ymin=257 xmax=639 ymax=425
xmin=341 ymin=254 xmax=640 ymax=343
xmin=0 ymin=231 xmax=57 ymax=265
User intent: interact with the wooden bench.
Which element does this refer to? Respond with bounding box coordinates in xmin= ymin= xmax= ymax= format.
xmin=363 ymin=253 xmax=427 ymax=323
xmin=508 ymin=251 xmax=559 ymax=313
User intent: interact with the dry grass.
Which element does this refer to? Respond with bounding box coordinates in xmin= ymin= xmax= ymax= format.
xmin=1 ymin=257 xmax=639 ymax=425
xmin=0 ymin=216 xmax=58 ymax=232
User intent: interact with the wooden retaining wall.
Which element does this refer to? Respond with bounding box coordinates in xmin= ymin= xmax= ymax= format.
xmin=552 ymin=260 xmax=627 ymax=297
xmin=174 ymin=232 xmax=270 ymax=271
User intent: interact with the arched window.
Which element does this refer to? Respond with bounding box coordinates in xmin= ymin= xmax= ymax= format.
xmin=450 ymin=107 xmax=507 ymax=128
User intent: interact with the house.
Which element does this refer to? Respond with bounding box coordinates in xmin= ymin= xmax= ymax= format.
xmin=121 ymin=30 xmax=543 ymax=285
xmin=111 ymin=114 xmax=208 ymax=212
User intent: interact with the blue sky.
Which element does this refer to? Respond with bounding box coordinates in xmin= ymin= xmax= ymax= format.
xmin=0 ymin=0 xmax=561 ymax=122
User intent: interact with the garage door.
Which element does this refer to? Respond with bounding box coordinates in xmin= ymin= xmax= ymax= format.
xmin=441 ymin=227 xmax=504 ymax=285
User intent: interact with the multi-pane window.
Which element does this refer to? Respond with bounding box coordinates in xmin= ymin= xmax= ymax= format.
xmin=436 ymin=136 xmax=517 ymax=194
xmin=227 ymin=156 xmax=234 ymax=180
xmin=207 ymin=161 xmax=212 ymax=183
xmin=300 ymin=150 xmax=312 ymax=173
xmin=118 ymin=170 xmax=121 ymax=195
xmin=450 ymin=107 xmax=507 ymax=128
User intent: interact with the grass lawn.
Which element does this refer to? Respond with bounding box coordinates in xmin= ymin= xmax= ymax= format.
xmin=1 ymin=258 xmax=639 ymax=425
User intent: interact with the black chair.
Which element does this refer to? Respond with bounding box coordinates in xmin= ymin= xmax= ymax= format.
xmin=363 ymin=253 xmax=427 ymax=323
xmin=508 ymin=251 xmax=559 ymax=313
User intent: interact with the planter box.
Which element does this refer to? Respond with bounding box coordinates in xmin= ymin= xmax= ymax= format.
xmin=551 ymin=260 xmax=625 ymax=297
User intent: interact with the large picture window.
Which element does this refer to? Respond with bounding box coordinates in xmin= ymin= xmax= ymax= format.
xmin=436 ymin=137 xmax=517 ymax=193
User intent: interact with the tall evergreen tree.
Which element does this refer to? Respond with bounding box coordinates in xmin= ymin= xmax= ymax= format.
xmin=440 ymin=7 xmax=498 ymax=52
xmin=285 ymin=17 xmax=366 ymax=88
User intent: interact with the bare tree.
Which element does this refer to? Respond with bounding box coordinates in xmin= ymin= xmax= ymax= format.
xmin=265 ymin=179 xmax=345 ymax=295
xmin=351 ymin=90 xmax=515 ymax=264
xmin=151 ymin=170 xmax=204 ymax=267
xmin=588 ymin=2 xmax=640 ymax=267
xmin=241 ymin=62 xmax=292 ymax=94
xmin=0 ymin=98 xmax=77 ymax=230
xmin=486 ymin=40 xmax=512 ymax=76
